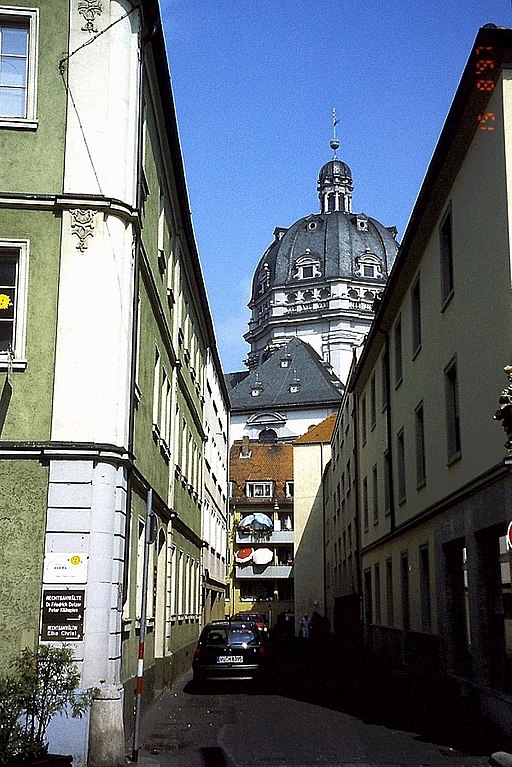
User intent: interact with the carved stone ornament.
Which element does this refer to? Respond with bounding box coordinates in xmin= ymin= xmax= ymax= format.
xmin=70 ymin=209 xmax=95 ymax=251
xmin=77 ymin=0 xmax=103 ymax=33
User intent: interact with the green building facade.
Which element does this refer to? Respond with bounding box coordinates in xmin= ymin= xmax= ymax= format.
xmin=0 ymin=1 xmax=228 ymax=763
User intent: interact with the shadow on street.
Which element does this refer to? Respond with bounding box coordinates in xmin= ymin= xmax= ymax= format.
xmin=185 ymin=632 xmax=511 ymax=757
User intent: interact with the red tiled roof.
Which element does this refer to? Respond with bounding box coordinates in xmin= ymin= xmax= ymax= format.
xmin=229 ymin=441 xmax=293 ymax=502
xmin=293 ymin=413 xmax=337 ymax=445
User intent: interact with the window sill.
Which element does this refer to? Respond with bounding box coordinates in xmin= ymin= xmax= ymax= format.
xmin=0 ymin=118 xmax=38 ymax=131
xmin=447 ymin=450 xmax=462 ymax=467
xmin=0 ymin=358 xmax=28 ymax=372
xmin=441 ymin=290 xmax=454 ymax=313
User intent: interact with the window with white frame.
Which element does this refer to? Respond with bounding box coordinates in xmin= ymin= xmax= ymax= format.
xmin=178 ymin=550 xmax=184 ymax=617
xmin=293 ymin=254 xmax=321 ymax=280
xmin=245 ymin=481 xmax=273 ymax=498
xmin=157 ymin=191 xmax=166 ymax=275
xmin=355 ymin=251 xmax=382 ymax=279
xmin=169 ymin=544 xmax=177 ymax=618
xmin=0 ymin=240 xmax=29 ymax=361
xmin=152 ymin=347 xmax=161 ymax=438
xmin=159 ymin=370 xmax=171 ymax=453
xmin=0 ymin=7 xmax=38 ymax=127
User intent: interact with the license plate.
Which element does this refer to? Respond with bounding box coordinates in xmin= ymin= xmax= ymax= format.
xmin=217 ymin=655 xmax=243 ymax=663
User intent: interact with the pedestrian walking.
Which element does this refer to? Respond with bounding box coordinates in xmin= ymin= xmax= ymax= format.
xmin=299 ymin=613 xmax=310 ymax=639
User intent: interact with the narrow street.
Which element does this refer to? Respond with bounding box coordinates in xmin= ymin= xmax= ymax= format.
xmin=133 ymin=637 xmax=505 ymax=767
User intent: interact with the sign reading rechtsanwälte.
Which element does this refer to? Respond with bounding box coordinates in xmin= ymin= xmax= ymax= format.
xmin=41 ymin=589 xmax=85 ymax=641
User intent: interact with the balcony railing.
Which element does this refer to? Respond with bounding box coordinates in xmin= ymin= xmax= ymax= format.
xmin=235 ymin=564 xmax=294 ymax=579
xmin=236 ymin=530 xmax=294 ymax=544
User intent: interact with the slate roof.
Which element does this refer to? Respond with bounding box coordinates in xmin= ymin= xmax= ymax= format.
xmin=250 ymin=210 xmax=398 ymax=302
xmin=225 ymin=370 xmax=249 ymax=391
xmin=228 ymin=338 xmax=344 ymax=412
xmin=294 ymin=413 xmax=337 ymax=445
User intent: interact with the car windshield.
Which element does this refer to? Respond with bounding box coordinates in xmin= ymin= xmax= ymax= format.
xmin=202 ymin=626 xmax=259 ymax=647
xmin=227 ymin=628 xmax=259 ymax=646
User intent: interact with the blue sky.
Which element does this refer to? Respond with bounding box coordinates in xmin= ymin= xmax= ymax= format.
xmin=160 ymin=0 xmax=511 ymax=373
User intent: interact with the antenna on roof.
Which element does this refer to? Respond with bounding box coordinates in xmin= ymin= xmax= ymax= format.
xmin=330 ymin=107 xmax=340 ymax=159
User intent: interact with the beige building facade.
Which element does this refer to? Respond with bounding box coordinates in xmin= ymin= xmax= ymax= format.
xmin=293 ymin=415 xmax=336 ymax=634
xmin=327 ymin=25 xmax=512 ymax=735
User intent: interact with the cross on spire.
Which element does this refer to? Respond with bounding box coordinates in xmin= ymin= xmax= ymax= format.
xmin=330 ymin=107 xmax=340 ymax=158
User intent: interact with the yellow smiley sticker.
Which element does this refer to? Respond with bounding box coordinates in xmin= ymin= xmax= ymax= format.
xmin=0 ymin=294 xmax=12 ymax=310
xmin=70 ymin=555 xmax=81 ymax=565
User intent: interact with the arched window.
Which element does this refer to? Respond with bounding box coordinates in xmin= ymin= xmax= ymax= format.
xmin=259 ymin=428 xmax=277 ymax=443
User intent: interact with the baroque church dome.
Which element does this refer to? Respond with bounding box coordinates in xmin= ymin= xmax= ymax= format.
xmin=244 ymin=148 xmax=399 ymax=382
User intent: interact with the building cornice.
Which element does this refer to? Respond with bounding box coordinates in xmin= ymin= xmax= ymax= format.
xmin=0 ymin=441 xmax=132 ymax=464
xmin=361 ymin=461 xmax=510 ymax=556
xmin=0 ymin=192 xmax=139 ymax=225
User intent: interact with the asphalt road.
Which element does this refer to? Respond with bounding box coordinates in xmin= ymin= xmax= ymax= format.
xmin=130 ymin=636 xmax=503 ymax=767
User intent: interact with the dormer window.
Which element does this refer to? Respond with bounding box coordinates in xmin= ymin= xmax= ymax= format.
xmin=289 ymin=377 xmax=301 ymax=394
xmin=354 ymin=251 xmax=382 ymax=280
xmin=256 ymin=263 xmax=271 ymax=296
xmin=293 ymin=253 xmax=321 ymax=280
xmin=280 ymin=354 xmax=292 ymax=368
xmin=251 ymin=384 xmax=263 ymax=397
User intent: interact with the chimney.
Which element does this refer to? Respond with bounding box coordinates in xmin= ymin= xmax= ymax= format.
xmin=241 ymin=435 xmax=250 ymax=457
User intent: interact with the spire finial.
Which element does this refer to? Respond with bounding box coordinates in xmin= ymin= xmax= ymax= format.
xmin=330 ymin=107 xmax=340 ymax=158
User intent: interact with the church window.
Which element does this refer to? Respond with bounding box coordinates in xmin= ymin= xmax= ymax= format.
xmin=348 ymin=288 xmax=358 ymax=299
xmin=355 ymin=251 xmax=382 ymax=280
xmin=293 ymin=255 xmax=321 ymax=280
xmin=286 ymin=293 xmax=297 ymax=304
xmin=319 ymin=287 xmax=330 ymax=299
xmin=259 ymin=428 xmax=277 ymax=443
xmin=303 ymin=290 xmax=313 ymax=301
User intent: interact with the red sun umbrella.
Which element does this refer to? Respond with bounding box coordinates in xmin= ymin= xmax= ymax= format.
xmin=235 ymin=547 xmax=254 ymax=563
